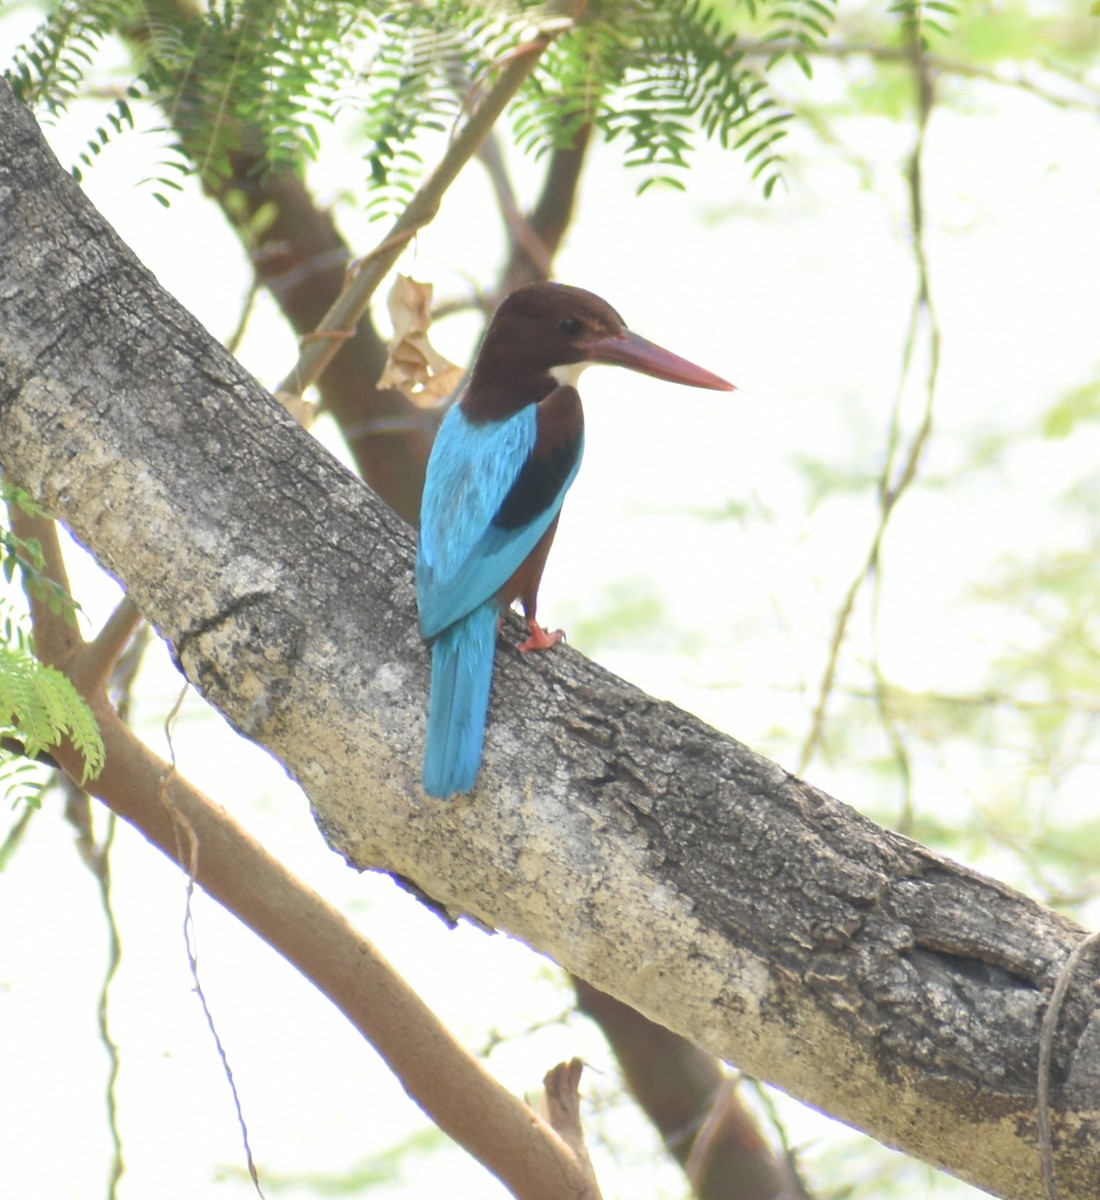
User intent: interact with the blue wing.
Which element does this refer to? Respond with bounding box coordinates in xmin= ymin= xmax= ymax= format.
xmin=417 ymin=403 xmax=581 ymax=639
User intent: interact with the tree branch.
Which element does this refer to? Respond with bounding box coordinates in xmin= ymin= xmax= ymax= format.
xmin=499 ymin=126 xmax=593 ymax=294
xmin=573 ymin=980 xmax=794 ymax=1200
xmin=81 ymin=597 xmax=144 ymax=693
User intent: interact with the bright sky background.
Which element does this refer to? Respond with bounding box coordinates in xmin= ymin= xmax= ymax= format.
xmin=2 ymin=8 xmax=1100 ymax=1199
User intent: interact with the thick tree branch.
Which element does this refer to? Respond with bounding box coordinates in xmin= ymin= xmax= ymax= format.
xmin=1 ymin=82 xmax=1096 ymax=1200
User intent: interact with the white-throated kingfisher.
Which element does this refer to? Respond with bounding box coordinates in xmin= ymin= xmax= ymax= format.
xmin=417 ymin=282 xmax=734 ymax=797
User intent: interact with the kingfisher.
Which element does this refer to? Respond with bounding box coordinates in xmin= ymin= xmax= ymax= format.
xmin=416 ymin=282 xmax=734 ymax=797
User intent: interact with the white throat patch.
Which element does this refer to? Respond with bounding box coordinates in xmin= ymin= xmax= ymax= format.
xmin=549 ymin=361 xmax=591 ymax=389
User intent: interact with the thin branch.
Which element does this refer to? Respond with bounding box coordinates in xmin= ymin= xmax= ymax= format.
xmin=737 ymin=39 xmax=1100 ymax=111
xmin=63 ymin=783 xmax=124 ymax=1199
xmin=1038 ymin=931 xmax=1100 ymax=1200
xmin=276 ymin=4 xmax=583 ymax=404
xmin=180 ymin=811 xmax=267 ymax=1197
xmin=155 ymin=683 xmax=265 ymax=1196
xmin=225 ymin=274 xmax=262 ymax=358
xmin=10 ymin=499 xmax=146 ymax=699
xmin=745 ymin=1080 xmax=815 ymax=1200
xmin=95 ymin=812 xmax=124 ymax=1199
xmin=479 ymin=131 xmax=555 ymax=279
xmin=80 ymin=597 xmax=144 ymax=694
xmin=798 ymin=36 xmax=941 ymax=776
xmin=869 ymin=596 xmax=916 ymax=833
xmin=866 ymin=37 xmax=941 ymax=830
xmin=500 ymin=126 xmax=593 ymax=294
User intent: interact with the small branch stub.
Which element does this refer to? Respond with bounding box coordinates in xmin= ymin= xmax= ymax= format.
xmin=542 ymin=1059 xmax=602 ymax=1200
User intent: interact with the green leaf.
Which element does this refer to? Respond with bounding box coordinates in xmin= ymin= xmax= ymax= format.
xmin=0 ymin=646 xmax=104 ymax=784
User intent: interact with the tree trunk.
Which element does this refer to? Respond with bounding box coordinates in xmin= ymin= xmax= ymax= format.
xmin=0 ymin=83 xmax=1095 ymax=1200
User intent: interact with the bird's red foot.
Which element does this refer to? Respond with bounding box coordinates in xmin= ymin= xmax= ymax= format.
xmin=517 ymin=618 xmax=564 ymax=653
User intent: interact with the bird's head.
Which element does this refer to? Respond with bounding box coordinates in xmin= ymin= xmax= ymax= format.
xmin=464 ymin=282 xmax=733 ymax=420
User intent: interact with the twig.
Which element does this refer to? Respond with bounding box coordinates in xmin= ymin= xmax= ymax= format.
xmin=744 ymin=1079 xmax=815 ymax=1200
xmin=1037 ymin=930 xmax=1100 ymax=1200
xmin=63 ymin=782 xmax=124 ymax=1199
xmin=870 ymin=575 xmax=915 ymax=833
xmin=5 ymin=501 xmax=83 ymax=664
xmin=159 ymin=685 xmax=267 ymax=1197
xmin=479 ymin=132 xmax=554 ymax=279
xmin=226 ymin=274 xmax=261 ymax=357
xmin=541 ymin=1060 xmax=601 ymax=1199
xmin=96 ymin=813 xmax=124 ymax=1200
xmin=501 ymin=126 xmax=593 ymax=294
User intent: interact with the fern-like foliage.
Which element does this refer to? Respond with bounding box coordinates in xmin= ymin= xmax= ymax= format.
xmin=358 ymin=7 xmax=475 ymax=218
xmin=3 ymin=0 xmax=819 ymax=202
xmin=5 ymin=0 xmax=127 ymax=117
xmin=144 ymin=0 xmax=372 ymax=197
xmin=0 ymin=643 xmax=105 ymax=788
xmin=514 ymin=0 xmax=796 ymax=195
xmin=752 ymin=0 xmax=839 ymax=77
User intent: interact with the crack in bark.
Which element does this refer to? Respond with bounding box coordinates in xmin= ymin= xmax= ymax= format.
xmin=175 ymin=589 xmax=274 ymax=661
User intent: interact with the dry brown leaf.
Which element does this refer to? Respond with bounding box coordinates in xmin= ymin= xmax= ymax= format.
xmin=377 ymin=274 xmax=463 ymax=406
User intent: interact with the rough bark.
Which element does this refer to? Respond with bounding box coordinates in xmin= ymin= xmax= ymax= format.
xmin=1 ymin=83 xmax=1097 ymax=1200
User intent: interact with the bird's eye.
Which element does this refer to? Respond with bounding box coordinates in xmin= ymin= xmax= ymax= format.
xmin=560 ymin=317 xmax=583 ymax=336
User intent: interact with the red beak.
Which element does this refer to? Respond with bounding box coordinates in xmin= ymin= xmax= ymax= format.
xmin=583 ymin=330 xmax=735 ymax=392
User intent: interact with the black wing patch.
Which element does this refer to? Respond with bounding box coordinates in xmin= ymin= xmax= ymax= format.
xmin=492 ymin=388 xmax=583 ymax=531
xmin=493 ymin=434 xmax=581 ymax=530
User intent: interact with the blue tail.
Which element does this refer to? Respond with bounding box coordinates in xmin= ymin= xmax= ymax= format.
xmin=423 ymin=604 xmax=497 ymax=797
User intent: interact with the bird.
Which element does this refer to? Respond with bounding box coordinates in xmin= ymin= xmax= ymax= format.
xmin=416 ymin=281 xmax=734 ymax=797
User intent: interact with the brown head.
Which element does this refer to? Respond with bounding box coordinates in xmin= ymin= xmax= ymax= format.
xmin=462 ymin=282 xmax=734 ymax=422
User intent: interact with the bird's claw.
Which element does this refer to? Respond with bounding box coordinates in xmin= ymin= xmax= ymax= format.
xmin=517 ymin=619 xmax=564 ymax=653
